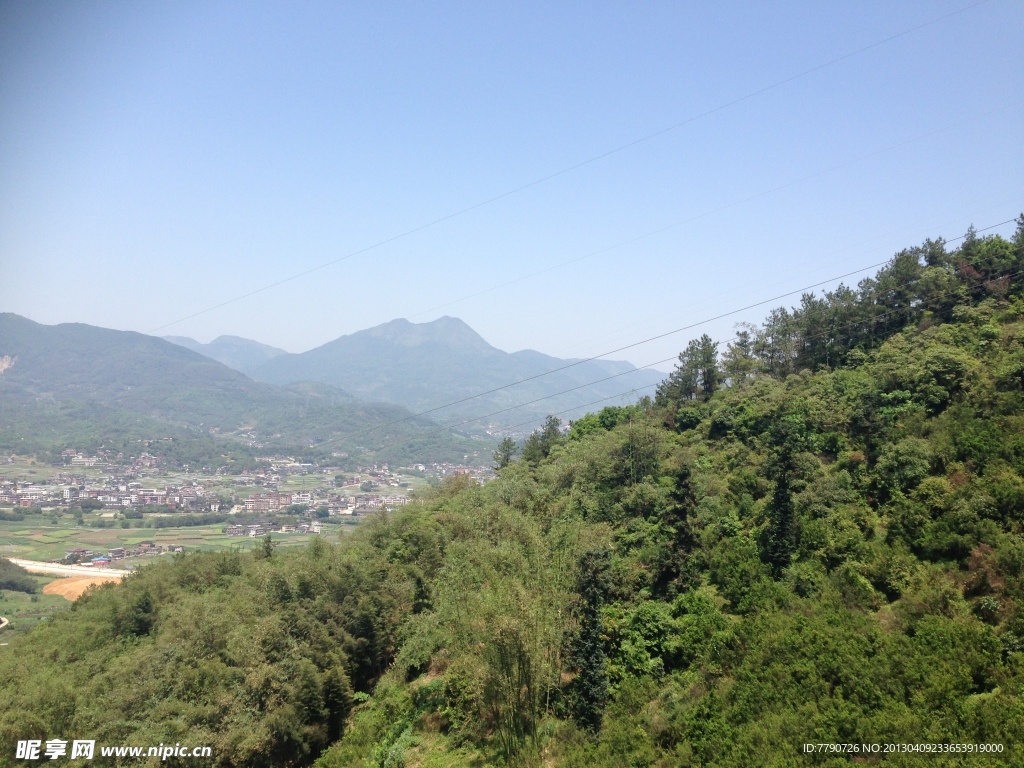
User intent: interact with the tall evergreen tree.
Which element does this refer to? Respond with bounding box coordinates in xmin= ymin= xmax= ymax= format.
xmin=568 ymin=549 xmax=611 ymax=732
xmin=722 ymin=326 xmax=756 ymax=384
xmin=492 ymin=436 xmax=519 ymax=469
xmin=521 ymin=416 xmax=563 ymax=465
xmin=762 ymin=419 xmax=803 ymax=576
xmin=654 ymin=460 xmax=700 ymax=594
xmin=655 ymin=334 xmax=720 ymax=406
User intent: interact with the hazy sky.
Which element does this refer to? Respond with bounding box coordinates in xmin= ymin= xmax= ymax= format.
xmin=2 ymin=1 xmax=1021 ymax=373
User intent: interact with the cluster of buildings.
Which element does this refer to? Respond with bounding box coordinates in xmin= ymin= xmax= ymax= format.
xmin=423 ymin=462 xmax=496 ymax=484
xmin=60 ymin=450 xmax=163 ymax=470
xmin=233 ymin=461 xmax=421 ymax=515
xmin=224 ymin=521 xmax=324 ymax=538
xmin=82 ymin=483 xmax=219 ymax=510
xmin=242 ymin=491 xmax=304 ymax=513
xmin=1 ymin=453 xmax=497 ymax=520
xmin=0 ymin=475 xmax=413 ymax=517
xmin=0 ymin=480 xmax=46 ymax=507
xmin=63 ymin=542 xmax=185 ymax=566
xmin=0 ymin=475 xmax=219 ymax=511
xmin=240 ymin=490 xmax=409 ymax=516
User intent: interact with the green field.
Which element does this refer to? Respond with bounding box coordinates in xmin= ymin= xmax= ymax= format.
xmin=0 ymin=575 xmax=70 ymax=638
xmin=1 ymin=456 xmax=111 ymax=483
xmin=278 ymin=473 xmax=327 ymax=492
xmin=0 ymin=516 xmax=362 ymax=563
xmin=0 ymin=512 xmax=364 ymax=642
xmin=1 ymin=455 xmax=395 ymax=571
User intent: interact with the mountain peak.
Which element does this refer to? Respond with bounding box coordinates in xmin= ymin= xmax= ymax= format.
xmin=249 ymin=315 xmax=662 ymax=431
xmin=362 ymin=316 xmax=496 ymax=352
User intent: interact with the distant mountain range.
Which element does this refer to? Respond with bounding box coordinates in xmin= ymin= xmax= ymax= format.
xmin=166 ymin=317 xmax=665 ymax=432
xmin=0 ymin=313 xmax=482 ymax=463
xmin=0 ymin=311 xmax=663 ymax=468
xmin=162 ymin=334 xmax=287 ymax=375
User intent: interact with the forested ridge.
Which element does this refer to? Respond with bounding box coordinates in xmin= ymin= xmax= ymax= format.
xmin=2 ymin=222 xmax=1024 ymax=767
xmin=0 ymin=313 xmax=480 ymax=466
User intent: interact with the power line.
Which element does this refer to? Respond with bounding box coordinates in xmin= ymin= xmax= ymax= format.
xmin=406 ymin=106 xmax=1009 ymax=321
xmin=552 ymin=188 xmax=1024 ymax=360
xmin=367 ymin=237 xmax=1024 ymax=456
xmin=145 ymin=0 xmax=991 ymax=335
xmin=429 ymin=359 xmax=676 ymax=433
xmin=310 ymin=217 xmax=1019 ymax=452
xmin=372 ymin=384 xmax=662 ymax=456
xmin=397 ymin=219 xmax=1021 ymax=413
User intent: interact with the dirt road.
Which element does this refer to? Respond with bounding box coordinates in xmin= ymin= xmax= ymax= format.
xmin=7 ymin=558 xmax=128 ymax=579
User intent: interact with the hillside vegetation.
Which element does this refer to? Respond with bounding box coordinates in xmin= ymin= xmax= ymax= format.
xmin=0 ymin=558 xmax=36 ymax=594
xmin=1 ymin=223 xmax=1023 ymax=767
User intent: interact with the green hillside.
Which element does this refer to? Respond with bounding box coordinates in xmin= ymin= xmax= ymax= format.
xmin=1 ymin=222 xmax=1023 ymax=767
xmin=0 ymin=557 xmax=36 ymax=593
xmin=0 ymin=315 xmax=484 ymax=464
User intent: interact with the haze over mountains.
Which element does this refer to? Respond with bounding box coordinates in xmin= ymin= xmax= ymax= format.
xmin=162 ymin=335 xmax=287 ymax=375
xmin=0 ymin=313 xmax=478 ymax=463
xmin=0 ymin=312 xmax=662 ymax=466
xmin=169 ymin=316 xmax=664 ymax=431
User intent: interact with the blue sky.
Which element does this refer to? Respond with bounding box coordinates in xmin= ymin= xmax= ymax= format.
xmin=1 ymin=0 xmax=1021 ymax=372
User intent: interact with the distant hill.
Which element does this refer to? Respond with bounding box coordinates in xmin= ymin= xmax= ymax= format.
xmin=251 ymin=317 xmax=664 ymax=433
xmin=0 ymin=313 xmax=485 ymax=463
xmin=163 ymin=334 xmax=288 ymax=375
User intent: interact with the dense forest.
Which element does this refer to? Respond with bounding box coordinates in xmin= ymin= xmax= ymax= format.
xmin=1 ymin=221 xmax=1023 ymax=767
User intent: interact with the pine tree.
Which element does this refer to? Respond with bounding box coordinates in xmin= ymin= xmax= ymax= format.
xmin=762 ymin=419 xmax=802 ymax=576
xmin=492 ymin=437 xmax=518 ymax=469
xmin=568 ymin=549 xmax=611 ymax=731
xmin=521 ymin=416 xmax=562 ymax=465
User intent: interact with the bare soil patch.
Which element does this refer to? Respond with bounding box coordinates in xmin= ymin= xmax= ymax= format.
xmin=43 ymin=575 xmax=121 ymax=600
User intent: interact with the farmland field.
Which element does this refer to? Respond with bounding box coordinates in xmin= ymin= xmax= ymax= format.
xmin=0 ymin=516 xmax=361 ymax=564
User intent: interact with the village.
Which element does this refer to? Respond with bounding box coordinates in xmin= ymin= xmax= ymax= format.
xmin=1 ymin=450 xmax=495 ymax=514
xmin=0 ymin=451 xmax=497 ymax=567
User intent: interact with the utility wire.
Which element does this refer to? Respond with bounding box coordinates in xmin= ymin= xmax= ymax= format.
xmin=406 ymin=106 xmax=1009 ymax=321
xmin=367 ymin=241 xmax=1024 ymax=455
xmin=553 ymin=189 xmax=1024 ymax=360
xmin=387 ymin=219 xmax=1021 ymax=416
xmin=310 ymin=217 xmax=1019 ymax=452
xmin=423 ymin=359 xmax=677 ymax=434
xmin=145 ymin=0 xmax=991 ymax=335
xmin=372 ymin=384 xmax=662 ymax=456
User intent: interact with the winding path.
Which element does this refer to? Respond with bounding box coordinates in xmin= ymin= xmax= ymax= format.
xmin=0 ymin=616 xmax=9 ymax=632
